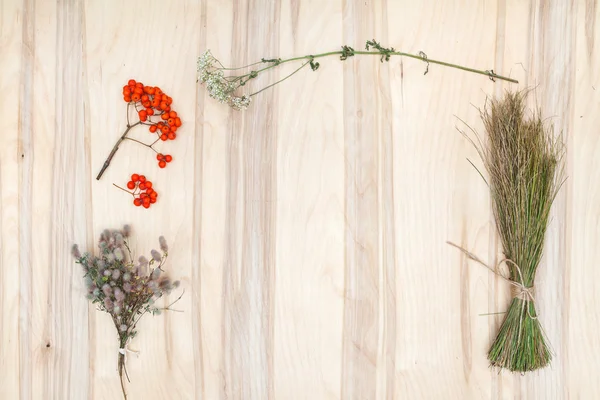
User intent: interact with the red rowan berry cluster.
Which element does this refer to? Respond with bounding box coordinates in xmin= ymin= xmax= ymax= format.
xmin=122 ymin=79 xmax=182 ymax=142
xmin=96 ymin=79 xmax=182 ymax=181
xmin=115 ymin=173 xmax=158 ymax=209
xmin=156 ymin=153 xmax=173 ymax=169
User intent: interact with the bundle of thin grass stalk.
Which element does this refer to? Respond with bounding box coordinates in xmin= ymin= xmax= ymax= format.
xmin=450 ymin=90 xmax=564 ymax=372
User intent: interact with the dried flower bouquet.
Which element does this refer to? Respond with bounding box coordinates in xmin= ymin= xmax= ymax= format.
xmin=72 ymin=226 xmax=181 ymax=399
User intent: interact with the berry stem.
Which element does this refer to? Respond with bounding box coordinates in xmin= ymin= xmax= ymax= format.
xmin=124 ymin=137 xmax=158 ymax=153
xmin=113 ymin=183 xmax=135 ymax=196
xmin=96 ymin=121 xmax=142 ymax=180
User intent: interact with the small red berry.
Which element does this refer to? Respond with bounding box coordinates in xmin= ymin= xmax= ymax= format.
xmin=158 ymin=161 xmax=166 ymax=168
xmin=133 ymin=198 xmax=142 ymax=207
xmin=131 ymin=173 xmax=140 ymax=182
xmin=138 ymin=175 xmax=146 ymax=183
xmin=126 ymin=181 xmax=136 ymax=190
xmin=165 ymin=155 xmax=172 ymax=163
xmin=139 ymin=182 xmax=147 ymax=190
xmin=145 ymin=181 xmax=153 ymax=189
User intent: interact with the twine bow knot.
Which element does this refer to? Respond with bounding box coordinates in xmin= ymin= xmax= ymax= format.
xmin=118 ymin=340 xmax=140 ymax=363
xmin=447 ymin=242 xmax=537 ymax=320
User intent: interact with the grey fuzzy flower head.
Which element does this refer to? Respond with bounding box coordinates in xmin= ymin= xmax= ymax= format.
xmin=151 ymin=268 xmax=161 ymax=280
xmin=114 ymin=248 xmax=124 ymax=261
xmin=138 ymin=256 xmax=148 ymax=267
xmin=71 ymin=244 xmax=81 ymax=259
xmin=105 ymin=253 xmax=115 ymax=263
xmin=151 ymin=250 xmax=162 ymax=263
xmin=103 ymin=269 xmax=111 ymax=277
xmin=123 ymin=272 xmax=131 ymax=282
xmin=159 ymin=236 xmax=168 ymax=252
xmin=115 ymin=234 xmax=124 ymax=246
xmin=123 ymin=282 xmax=132 ymax=293
xmin=122 ymin=225 xmax=131 ymax=237
xmin=119 ymin=324 xmax=128 ymax=332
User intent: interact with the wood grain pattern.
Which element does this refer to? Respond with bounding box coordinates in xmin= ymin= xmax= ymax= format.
xmin=1 ymin=0 xmax=599 ymax=399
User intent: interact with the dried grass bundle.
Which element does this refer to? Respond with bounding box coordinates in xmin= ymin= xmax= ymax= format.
xmin=452 ymin=90 xmax=564 ymax=372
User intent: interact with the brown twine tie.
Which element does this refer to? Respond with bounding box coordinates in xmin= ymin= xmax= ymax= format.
xmin=447 ymin=241 xmax=537 ymax=320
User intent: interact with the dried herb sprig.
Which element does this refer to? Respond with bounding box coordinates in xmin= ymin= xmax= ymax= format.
xmin=72 ymin=226 xmax=181 ymax=399
xmin=451 ymin=91 xmax=564 ymax=372
xmin=197 ymin=39 xmax=519 ymax=110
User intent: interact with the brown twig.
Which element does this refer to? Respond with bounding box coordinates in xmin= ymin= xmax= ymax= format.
xmin=96 ymin=121 xmax=142 ymax=180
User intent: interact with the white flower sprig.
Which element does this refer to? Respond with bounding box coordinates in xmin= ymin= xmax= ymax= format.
xmin=197 ymin=40 xmax=519 ymax=111
xmin=197 ymin=50 xmax=252 ymax=110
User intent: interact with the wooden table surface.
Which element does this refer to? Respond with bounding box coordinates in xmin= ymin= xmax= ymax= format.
xmin=1 ymin=0 xmax=598 ymax=399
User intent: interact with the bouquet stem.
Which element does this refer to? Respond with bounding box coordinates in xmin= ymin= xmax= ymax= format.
xmin=118 ymin=335 xmax=129 ymax=399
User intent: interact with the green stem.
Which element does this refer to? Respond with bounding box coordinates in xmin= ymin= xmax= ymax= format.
xmin=250 ymin=61 xmax=311 ymax=97
xmin=244 ymin=50 xmax=518 ymax=84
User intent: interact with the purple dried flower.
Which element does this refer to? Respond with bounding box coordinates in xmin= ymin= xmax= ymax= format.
xmin=103 ymin=270 xmax=111 ymax=277
xmin=151 ymin=250 xmax=161 ymax=263
xmin=159 ymin=236 xmax=168 ymax=252
xmin=112 ymin=269 xmax=121 ymax=280
xmin=123 ymin=283 xmax=132 ymax=293
xmin=119 ymin=324 xmax=128 ymax=332
xmin=103 ymin=297 xmax=114 ymax=311
xmin=114 ymin=288 xmax=125 ymax=302
xmin=71 ymin=244 xmax=81 ymax=259
xmin=102 ymin=284 xmax=112 ymax=297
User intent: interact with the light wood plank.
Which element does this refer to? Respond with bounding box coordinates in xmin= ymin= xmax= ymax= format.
xmin=0 ymin=0 xmax=24 ymax=398
xmin=2 ymin=0 xmax=600 ymax=398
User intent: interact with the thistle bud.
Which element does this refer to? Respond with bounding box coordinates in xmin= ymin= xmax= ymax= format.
xmin=159 ymin=236 xmax=168 ymax=252
xmin=151 ymin=250 xmax=162 ymax=263
xmin=71 ymin=244 xmax=81 ymax=259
